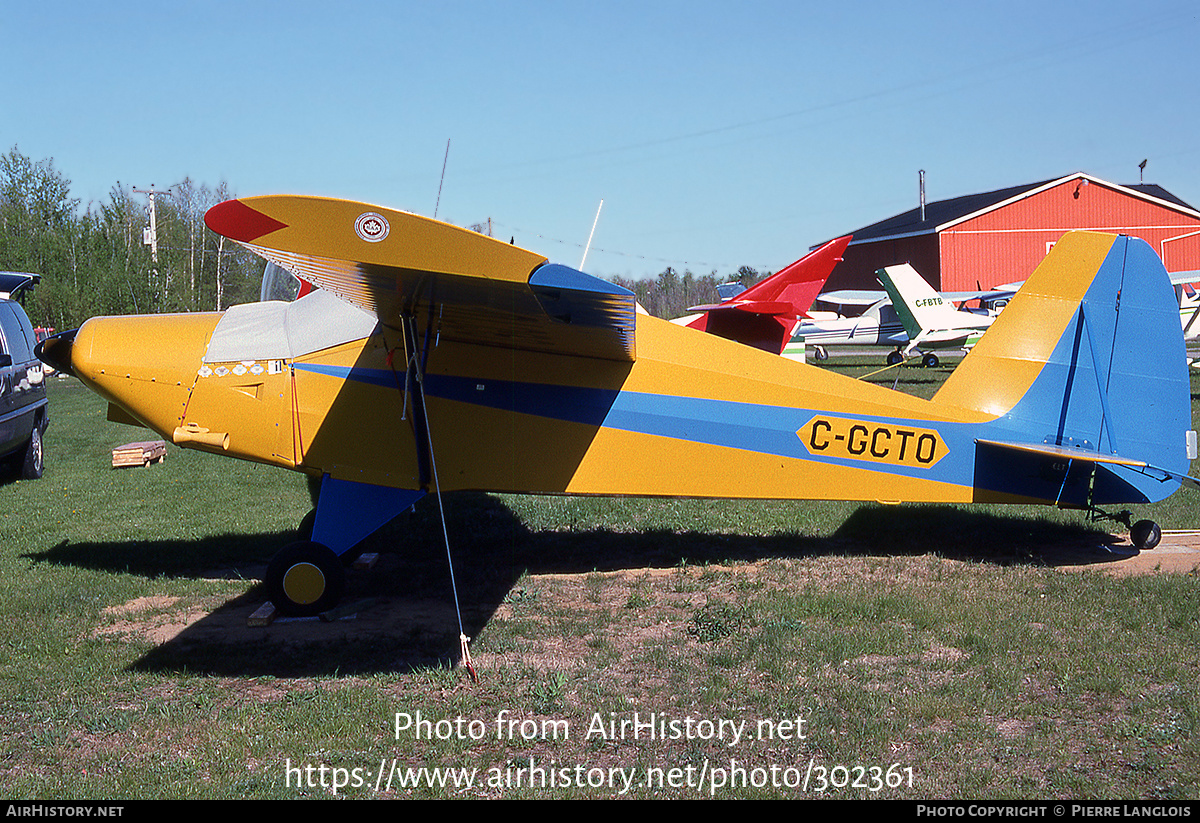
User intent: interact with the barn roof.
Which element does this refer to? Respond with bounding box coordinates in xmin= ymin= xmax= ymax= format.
xmin=843 ymin=173 xmax=1200 ymax=244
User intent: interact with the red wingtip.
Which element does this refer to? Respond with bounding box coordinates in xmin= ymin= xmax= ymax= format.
xmin=204 ymin=199 xmax=288 ymax=243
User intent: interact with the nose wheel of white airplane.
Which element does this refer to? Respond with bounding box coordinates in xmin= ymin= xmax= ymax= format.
xmin=265 ymin=541 xmax=346 ymax=617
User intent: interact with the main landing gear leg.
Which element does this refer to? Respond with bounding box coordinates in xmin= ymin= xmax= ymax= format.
xmin=266 ymin=476 xmax=427 ymax=616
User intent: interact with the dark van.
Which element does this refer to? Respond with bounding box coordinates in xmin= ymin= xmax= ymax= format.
xmin=0 ymin=273 xmax=48 ymax=479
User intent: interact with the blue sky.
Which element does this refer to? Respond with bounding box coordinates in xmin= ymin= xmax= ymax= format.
xmin=3 ymin=1 xmax=1198 ymax=281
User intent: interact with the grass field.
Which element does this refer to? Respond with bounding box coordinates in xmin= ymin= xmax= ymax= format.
xmin=1 ymin=357 xmax=1197 ymax=799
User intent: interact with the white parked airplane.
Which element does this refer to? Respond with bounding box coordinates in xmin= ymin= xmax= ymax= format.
xmin=877 ymin=263 xmax=998 ymax=367
xmin=789 ymin=270 xmax=1018 ymax=366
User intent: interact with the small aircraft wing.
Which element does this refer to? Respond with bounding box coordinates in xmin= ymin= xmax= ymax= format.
xmin=942 ymin=287 xmax=1020 ymax=303
xmin=813 ymin=289 xmax=887 ymax=307
xmin=205 ymin=196 xmax=637 ymax=362
xmin=818 ymin=282 xmax=1021 ymax=311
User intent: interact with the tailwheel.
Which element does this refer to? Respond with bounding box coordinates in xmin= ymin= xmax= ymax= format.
xmin=1130 ymin=519 xmax=1162 ymax=551
xmin=265 ymin=541 xmax=346 ymax=616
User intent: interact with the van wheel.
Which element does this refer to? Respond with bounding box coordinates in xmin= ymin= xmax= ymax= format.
xmin=21 ymin=427 xmax=43 ymax=480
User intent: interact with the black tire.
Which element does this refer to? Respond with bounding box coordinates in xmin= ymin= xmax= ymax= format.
xmin=265 ymin=541 xmax=345 ymax=617
xmin=1130 ymin=520 xmax=1162 ymax=551
xmin=21 ymin=426 xmax=43 ymax=480
xmin=296 ymin=508 xmax=316 ymax=541
xmin=922 ymin=353 xmax=940 ymax=368
xmin=813 ymin=346 xmax=828 ymax=362
xmin=295 ymin=508 xmax=362 ymax=565
xmin=886 ymin=350 xmax=904 ymax=366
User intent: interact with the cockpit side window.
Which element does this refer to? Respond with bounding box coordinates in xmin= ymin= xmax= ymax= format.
xmin=260 ymin=262 xmax=302 ymax=303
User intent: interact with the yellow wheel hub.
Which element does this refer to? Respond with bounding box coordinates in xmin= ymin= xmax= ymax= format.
xmin=282 ymin=562 xmax=326 ymax=606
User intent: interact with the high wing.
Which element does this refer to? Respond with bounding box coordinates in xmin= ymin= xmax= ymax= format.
xmin=676 ymin=235 xmax=851 ymax=354
xmin=816 ymin=284 xmax=1020 ymax=312
xmin=205 ymin=196 xmax=637 ymax=363
xmin=813 ymin=289 xmax=889 ymax=308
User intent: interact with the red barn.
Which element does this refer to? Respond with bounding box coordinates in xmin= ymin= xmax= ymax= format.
xmin=823 ymin=173 xmax=1200 ymax=294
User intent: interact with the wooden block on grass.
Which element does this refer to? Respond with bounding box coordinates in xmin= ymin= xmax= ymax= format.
xmin=248 ymin=602 xmax=277 ymax=627
xmin=112 ymin=440 xmax=167 ymax=468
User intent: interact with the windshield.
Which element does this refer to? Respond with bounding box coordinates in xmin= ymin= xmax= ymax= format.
xmin=260 ymin=261 xmax=302 ymax=303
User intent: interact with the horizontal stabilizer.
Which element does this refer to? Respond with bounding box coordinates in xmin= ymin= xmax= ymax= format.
xmin=975 ymin=438 xmax=1149 ymax=468
xmin=976 ymin=438 xmax=1200 ymax=499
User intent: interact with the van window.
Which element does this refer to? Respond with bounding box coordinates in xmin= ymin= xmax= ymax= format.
xmin=0 ymin=303 xmax=33 ymax=363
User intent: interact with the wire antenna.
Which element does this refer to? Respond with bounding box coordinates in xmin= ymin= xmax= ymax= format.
xmin=434 ymin=139 xmax=451 ymax=219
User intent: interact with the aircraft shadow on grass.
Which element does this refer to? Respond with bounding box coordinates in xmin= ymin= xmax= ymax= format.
xmin=24 ymin=493 xmax=1130 ymax=678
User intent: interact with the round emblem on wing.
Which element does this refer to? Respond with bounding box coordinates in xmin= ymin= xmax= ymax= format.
xmin=354 ymin=212 xmax=390 ymax=243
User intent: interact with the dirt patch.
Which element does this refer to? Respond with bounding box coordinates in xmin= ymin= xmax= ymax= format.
xmin=97 ymin=595 xmax=216 ymax=645
xmin=1061 ymin=530 xmax=1200 ymax=576
xmin=97 ymin=529 xmax=1199 ymax=672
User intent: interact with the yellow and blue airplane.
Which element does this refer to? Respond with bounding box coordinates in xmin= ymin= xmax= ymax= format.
xmin=37 ymin=196 xmax=1198 ymax=616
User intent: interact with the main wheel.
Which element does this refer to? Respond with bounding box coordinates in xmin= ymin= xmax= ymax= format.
xmin=265 ymin=541 xmax=345 ymax=616
xmin=296 ymin=508 xmax=316 ymax=541
xmin=886 ymin=350 xmax=904 ymax=366
xmin=21 ymin=426 xmax=43 ymax=480
xmin=1130 ymin=520 xmax=1162 ymax=550
xmin=921 ymin=353 xmax=940 ymax=368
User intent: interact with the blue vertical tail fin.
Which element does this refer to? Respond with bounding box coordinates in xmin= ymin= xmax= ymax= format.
xmin=936 ymin=232 xmax=1195 ymax=506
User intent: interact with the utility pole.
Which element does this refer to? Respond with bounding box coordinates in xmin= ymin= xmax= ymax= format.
xmin=133 ymin=184 xmax=175 ymax=306
xmin=133 ymin=184 xmax=166 ymax=263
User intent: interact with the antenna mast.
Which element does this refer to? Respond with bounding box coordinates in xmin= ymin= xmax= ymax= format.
xmin=580 ymin=199 xmax=604 ymax=270
xmin=434 ymin=139 xmax=451 ymax=218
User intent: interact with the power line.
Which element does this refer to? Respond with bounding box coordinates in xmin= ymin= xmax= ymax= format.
xmin=489 ymin=219 xmax=775 ymax=274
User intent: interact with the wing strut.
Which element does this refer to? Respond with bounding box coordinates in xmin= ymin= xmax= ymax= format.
xmin=397 ymin=308 xmax=479 ymax=682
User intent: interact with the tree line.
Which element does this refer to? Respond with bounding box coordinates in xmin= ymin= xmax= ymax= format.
xmin=0 ymin=146 xmax=266 ymax=333
xmin=610 ymin=265 xmax=769 ymax=321
xmin=0 ymin=146 xmax=768 ymax=332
